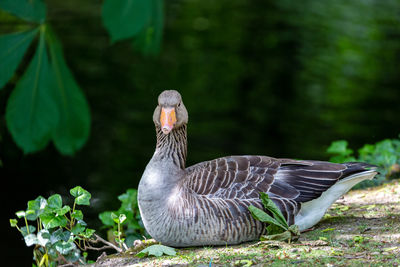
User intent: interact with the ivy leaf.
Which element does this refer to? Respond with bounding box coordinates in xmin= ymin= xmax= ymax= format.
xmin=10 ymin=218 xmax=18 ymax=227
xmin=55 ymin=241 xmax=76 ymax=255
xmin=15 ymin=210 xmax=26 ymax=218
xmin=0 ymin=0 xmax=46 ymax=23
xmin=118 ymin=189 xmax=138 ymax=213
xmin=70 ymin=186 xmax=91 ymax=205
xmin=111 ymin=213 xmax=127 ymax=224
xmin=0 ymin=28 xmax=39 ymax=89
xmin=98 ymin=211 xmax=114 ymax=226
xmin=37 ymin=229 xmax=51 ymax=247
xmin=24 ymin=234 xmax=38 ymax=246
xmin=81 ymin=228 xmax=95 ymax=239
xmin=136 ymin=244 xmax=176 ymax=258
xmin=5 ymin=30 xmax=59 ymax=154
xmin=46 ymin=28 xmax=91 ymax=155
xmin=26 ymin=196 xmax=47 ymax=220
xmin=71 ymin=210 xmax=83 ymax=221
xmin=50 ymin=229 xmax=70 ymax=244
xmin=56 ymin=206 xmax=71 ymax=217
xmin=47 ymin=194 xmax=62 ymax=210
xmin=102 ymin=0 xmax=151 ymax=42
xmin=71 ymin=222 xmax=86 ymax=235
xmin=21 ymin=225 xmax=36 ymax=237
xmin=40 ymin=213 xmax=68 ymax=229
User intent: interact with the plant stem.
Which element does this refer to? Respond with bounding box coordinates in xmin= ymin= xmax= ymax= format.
xmin=24 ymin=215 xmax=30 ymax=234
xmin=118 ymin=222 xmax=122 ymax=249
xmin=70 ymin=200 xmax=76 ymax=229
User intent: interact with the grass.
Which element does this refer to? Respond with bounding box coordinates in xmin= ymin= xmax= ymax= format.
xmin=90 ymin=180 xmax=400 ymax=267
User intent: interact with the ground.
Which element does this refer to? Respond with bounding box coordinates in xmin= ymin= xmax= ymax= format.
xmin=90 ymin=180 xmax=400 ymax=267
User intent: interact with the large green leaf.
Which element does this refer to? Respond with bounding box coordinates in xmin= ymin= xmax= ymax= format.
xmin=102 ymin=0 xmax=152 ymax=42
xmin=5 ymin=30 xmax=59 ymax=154
xmin=46 ymin=28 xmax=91 ymax=155
xmin=248 ymin=205 xmax=287 ymax=231
xmin=0 ymin=0 xmax=46 ymax=23
xmin=0 ymin=28 xmax=39 ymax=89
xmin=259 ymin=193 xmax=289 ymax=229
xmin=133 ymin=0 xmax=164 ymax=55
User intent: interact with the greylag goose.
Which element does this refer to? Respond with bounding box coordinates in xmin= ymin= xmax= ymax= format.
xmin=138 ymin=90 xmax=377 ymax=247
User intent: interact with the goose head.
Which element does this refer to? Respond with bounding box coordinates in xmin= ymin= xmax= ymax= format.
xmin=153 ymin=90 xmax=188 ymax=134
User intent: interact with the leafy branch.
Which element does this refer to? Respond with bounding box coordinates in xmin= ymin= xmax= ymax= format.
xmin=249 ymin=193 xmax=300 ymax=243
xmin=0 ymin=0 xmax=164 ymax=155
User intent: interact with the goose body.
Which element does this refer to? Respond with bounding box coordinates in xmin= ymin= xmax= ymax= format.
xmin=138 ymin=90 xmax=377 ymax=247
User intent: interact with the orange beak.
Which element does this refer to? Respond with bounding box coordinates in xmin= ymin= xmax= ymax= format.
xmin=160 ymin=107 xmax=176 ymax=134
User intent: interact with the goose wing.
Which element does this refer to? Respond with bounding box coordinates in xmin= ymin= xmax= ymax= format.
xmin=184 ymin=156 xmax=371 ymax=224
xmin=184 ymin=156 xmax=303 ymax=224
xmin=185 ymin=155 xmax=282 ymax=199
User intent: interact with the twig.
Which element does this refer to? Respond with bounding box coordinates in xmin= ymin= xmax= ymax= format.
xmin=86 ymin=234 xmax=123 ymax=253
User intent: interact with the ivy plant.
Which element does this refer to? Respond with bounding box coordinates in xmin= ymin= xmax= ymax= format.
xmin=99 ymin=189 xmax=148 ymax=248
xmin=9 ymin=186 xmax=95 ymax=266
xmin=327 ymin=135 xmax=400 ymax=188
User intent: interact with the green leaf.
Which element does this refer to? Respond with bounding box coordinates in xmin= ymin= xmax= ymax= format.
xmin=46 ymin=28 xmax=91 ymax=155
xmin=50 ymin=229 xmax=70 ymax=244
xmin=248 ymin=205 xmax=287 ymax=232
xmin=37 ymin=229 xmax=51 ymax=247
xmin=71 ymin=222 xmax=86 ymax=235
xmin=133 ymin=0 xmax=164 ymax=55
xmin=24 ymin=233 xmax=38 ymax=246
xmin=16 ymin=210 xmax=26 ymax=218
xmin=0 ymin=29 xmax=39 ymax=89
xmin=10 ymin=218 xmax=18 ymax=227
xmin=102 ymin=0 xmax=151 ymax=42
xmin=70 ymin=186 xmax=91 ymax=205
xmin=327 ymin=140 xmax=354 ymax=156
xmin=56 ymin=206 xmax=71 ymax=217
xmin=40 ymin=213 xmax=68 ymax=229
xmin=26 ymin=196 xmax=47 ymax=220
xmin=259 ymin=193 xmax=289 ymax=229
xmin=21 ymin=225 xmax=36 ymax=236
xmin=118 ymin=189 xmax=138 ymax=213
xmin=119 ymin=214 xmax=127 ymax=224
xmin=261 ymin=231 xmax=292 ymax=241
xmin=98 ymin=211 xmax=114 ymax=226
xmin=71 ymin=210 xmax=83 ymax=220
xmin=6 ymin=29 xmax=59 ymax=154
xmin=136 ymin=244 xmax=176 ymax=258
xmin=55 ymin=241 xmax=76 ymax=255
xmin=0 ymin=0 xmax=46 ymax=23
xmin=82 ymin=228 xmax=95 ymax=239
xmin=47 ymin=194 xmax=62 ymax=210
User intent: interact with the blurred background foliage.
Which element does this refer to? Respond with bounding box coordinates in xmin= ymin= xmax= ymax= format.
xmin=1 ymin=0 xmax=400 ymax=265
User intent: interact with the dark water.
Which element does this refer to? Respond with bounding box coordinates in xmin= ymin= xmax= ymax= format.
xmin=1 ymin=0 xmax=400 ymax=265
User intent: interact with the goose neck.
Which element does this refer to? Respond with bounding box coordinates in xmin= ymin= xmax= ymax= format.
xmin=154 ymin=124 xmax=187 ymax=169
